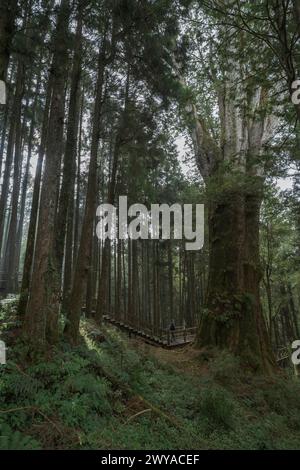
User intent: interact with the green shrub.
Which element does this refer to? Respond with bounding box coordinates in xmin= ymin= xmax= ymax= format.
xmin=198 ymin=387 xmax=237 ymax=431
xmin=209 ymin=351 xmax=242 ymax=384
xmin=1 ymin=322 xmax=300 ymax=450
xmin=0 ymin=423 xmax=40 ymax=450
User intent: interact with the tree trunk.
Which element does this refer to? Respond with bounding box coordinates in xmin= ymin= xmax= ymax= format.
xmin=292 ymin=0 xmax=300 ymax=37
xmin=54 ymin=9 xmax=83 ymax=283
xmin=95 ymin=71 xmax=130 ymax=322
xmin=15 ymin=83 xmax=40 ymax=286
xmin=3 ymin=79 xmax=24 ymax=294
xmin=0 ymin=62 xmax=23 ymax=255
xmin=18 ymin=74 xmax=52 ymax=316
xmin=0 ymin=0 xmax=17 ymax=83
xmin=64 ymin=38 xmax=108 ymax=344
xmin=197 ymin=181 xmax=276 ymax=372
xmin=24 ymin=0 xmax=70 ymax=349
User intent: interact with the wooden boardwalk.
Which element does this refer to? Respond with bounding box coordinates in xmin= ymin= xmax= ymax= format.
xmin=104 ymin=313 xmax=196 ymax=348
xmin=83 ymin=308 xmax=293 ymax=363
xmin=82 ymin=307 xmax=196 ymax=348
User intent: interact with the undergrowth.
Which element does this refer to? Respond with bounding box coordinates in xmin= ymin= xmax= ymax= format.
xmin=1 ymin=298 xmax=300 ymax=449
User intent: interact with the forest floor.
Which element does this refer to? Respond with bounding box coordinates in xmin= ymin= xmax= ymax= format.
xmin=129 ymin=336 xmax=210 ymax=375
xmin=1 ymin=298 xmax=300 ymax=450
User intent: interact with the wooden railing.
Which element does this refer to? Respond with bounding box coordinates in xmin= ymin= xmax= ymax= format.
xmin=162 ymin=327 xmax=197 ymax=345
xmin=82 ymin=307 xmax=197 ymax=347
xmin=81 ymin=307 xmax=298 ymax=361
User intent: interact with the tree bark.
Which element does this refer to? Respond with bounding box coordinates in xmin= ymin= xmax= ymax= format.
xmin=24 ymin=0 xmax=71 ymax=349
xmin=64 ymin=36 xmax=108 ymax=344
xmin=0 ymin=61 xmax=24 ymax=256
xmin=3 ymin=64 xmax=25 ymax=293
xmin=15 ymin=83 xmax=40 ymax=285
xmin=18 ymin=74 xmax=52 ymax=316
xmin=54 ymin=9 xmax=83 ymax=283
xmin=292 ymin=0 xmax=300 ymax=37
xmin=0 ymin=0 xmax=17 ymax=83
xmin=197 ymin=179 xmax=276 ymax=372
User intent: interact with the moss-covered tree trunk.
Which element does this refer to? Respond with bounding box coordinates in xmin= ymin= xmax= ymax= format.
xmin=197 ymin=178 xmax=276 ymax=372
xmin=186 ymin=30 xmax=280 ymax=371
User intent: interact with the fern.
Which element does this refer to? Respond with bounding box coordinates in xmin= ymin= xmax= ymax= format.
xmin=0 ymin=424 xmax=40 ymax=450
xmin=5 ymin=373 xmax=41 ymax=400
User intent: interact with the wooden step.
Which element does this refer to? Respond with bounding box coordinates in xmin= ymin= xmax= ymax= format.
xmin=99 ymin=310 xmax=196 ymax=348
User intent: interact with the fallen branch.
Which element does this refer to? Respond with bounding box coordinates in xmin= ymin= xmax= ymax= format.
xmin=126 ymin=408 xmax=151 ymax=423
xmin=0 ymin=406 xmax=33 ymax=414
xmin=0 ymin=406 xmax=64 ymax=436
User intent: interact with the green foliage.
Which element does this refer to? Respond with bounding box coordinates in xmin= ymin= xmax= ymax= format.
xmin=209 ymin=351 xmax=242 ymax=384
xmin=1 ymin=322 xmax=300 ymax=449
xmin=0 ymin=423 xmax=40 ymax=450
xmin=3 ymin=370 xmax=42 ymax=400
xmin=197 ymin=387 xmax=237 ymax=431
xmin=0 ymin=297 xmax=20 ymax=331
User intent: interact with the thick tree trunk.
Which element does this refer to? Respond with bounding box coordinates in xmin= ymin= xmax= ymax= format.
xmin=18 ymin=75 xmax=52 ymax=316
xmin=24 ymin=0 xmax=70 ymax=349
xmin=197 ymin=180 xmax=276 ymax=372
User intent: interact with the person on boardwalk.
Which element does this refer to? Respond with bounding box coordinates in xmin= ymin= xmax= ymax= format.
xmin=169 ymin=319 xmax=176 ymax=343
